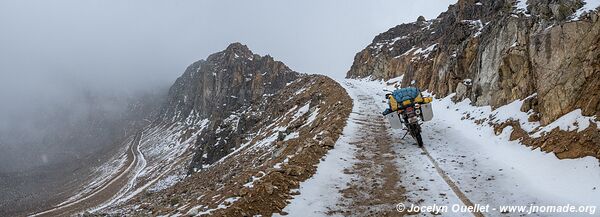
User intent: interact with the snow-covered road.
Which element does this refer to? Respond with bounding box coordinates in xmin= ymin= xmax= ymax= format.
xmin=283 ymin=78 xmax=600 ymax=216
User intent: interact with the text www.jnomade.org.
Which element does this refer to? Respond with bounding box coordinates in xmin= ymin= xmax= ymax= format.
xmin=395 ymin=203 xmax=597 ymax=215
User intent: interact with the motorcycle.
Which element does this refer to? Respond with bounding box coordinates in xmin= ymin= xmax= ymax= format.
xmin=383 ymin=91 xmax=434 ymax=147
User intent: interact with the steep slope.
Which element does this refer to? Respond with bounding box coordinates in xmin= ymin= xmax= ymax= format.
xmin=282 ymin=78 xmax=600 ymax=216
xmin=109 ymin=75 xmax=352 ymax=216
xmin=2 ymin=88 xmax=165 ymax=217
xmin=28 ymin=43 xmax=304 ymax=216
xmin=157 ymin=42 xmax=298 ymax=172
xmin=347 ymin=0 xmax=600 ymax=159
xmin=34 ymin=43 xmax=353 ymax=216
xmin=85 ymin=43 xmax=304 ymax=212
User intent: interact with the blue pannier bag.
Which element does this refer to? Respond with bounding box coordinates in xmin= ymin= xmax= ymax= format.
xmin=392 ymin=87 xmax=420 ymax=102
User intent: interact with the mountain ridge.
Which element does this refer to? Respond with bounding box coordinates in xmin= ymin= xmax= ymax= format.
xmin=96 ymin=44 xmax=353 ymax=216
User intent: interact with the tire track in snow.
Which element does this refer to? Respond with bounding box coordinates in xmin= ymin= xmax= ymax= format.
xmin=330 ymin=83 xmax=406 ymax=216
xmin=88 ymin=131 xmax=148 ymax=212
xmin=90 ymin=142 xmax=194 ymax=212
xmin=30 ymin=131 xmax=144 ymax=217
xmin=420 ymin=145 xmax=484 ymax=217
xmin=346 ymin=79 xmax=482 ymax=216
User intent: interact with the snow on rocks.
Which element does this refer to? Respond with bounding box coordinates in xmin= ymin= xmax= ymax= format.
xmin=283 ymin=132 xmax=299 ymax=141
xmin=186 ymin=197 xmax=240 ymax=216
xmin=395 ymin=47 xmax=417 ymax=58
xmin=514 ymin=0 xmax=530 ymax=15
xmin=148 ymin=173 xmax=186 ymax=193
xmin=304 ymin=107 xmax=320 ymax=127
xmin=428 ymin=94 xmax=600 ymax=209
xmin=347 ymin=77 xmax=600 ymax=215
xmin=90 ymin=118 xmax=210 ymax=212
xmin=571 ymin=0 xmax=600 ymax=20
xmin=292 ymin=103 xmax=310 ymax=120
xmin=462 ymin=19 xmax=484 ymax=37
xmin=278 ymin=81 xmax=360 ymax=217
xmin=413 ymin=43 xmax=438 ymax=58
xmin=533 ymin=109 xmax=600 ymax=137
xmin=242 ymin=171 xmax=266 ymax=188
xmin=294 ymin=86 xmax=308 ymax=95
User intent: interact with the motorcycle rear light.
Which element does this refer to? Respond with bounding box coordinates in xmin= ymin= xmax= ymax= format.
xmin=406 ymin=107 xmax=414 ymax=112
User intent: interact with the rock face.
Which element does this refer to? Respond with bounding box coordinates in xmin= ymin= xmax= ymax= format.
xmin=50 ymin=43 xmax=352 ymax=216
xmin=346 ymin=0 xmax=600 ymax=125
xmin=161 ymin=43 xmax=297 ymax=122
xmin=114 ymin=75 xmax=353 ymax=217
xmin=157 ymin=43 xmax=299 ymax=171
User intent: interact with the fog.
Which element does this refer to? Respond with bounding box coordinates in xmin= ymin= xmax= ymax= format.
xmin=0 ymin=0 xmax=455 ymax=172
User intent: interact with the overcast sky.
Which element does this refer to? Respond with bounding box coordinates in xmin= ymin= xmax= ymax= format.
xmin=0 ymin=0 xmax=456 ymax=126
xmin=0 ymin=0 xmax=457 ymax=170
xmin=0 ymin=0 xmax=455 ymax=85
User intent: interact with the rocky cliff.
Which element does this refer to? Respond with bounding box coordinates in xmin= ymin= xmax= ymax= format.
xmin=156 ymin=43 xmax=299 ymax=172
xmin=347 ymin=0 xmax=600 ymax=159
xmin=88 ymin=43 xmax=352 ymax=216
xmin=62 ymin=43 xmax=301 ymax=214
xmin=347 ymin=0 xmax=599 ymax=124
xmin=161 ymin=43 xmax=297 ymax=122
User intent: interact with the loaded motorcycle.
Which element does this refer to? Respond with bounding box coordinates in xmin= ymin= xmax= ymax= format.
xmin=383 ymin=89 xmax=433 ymax=147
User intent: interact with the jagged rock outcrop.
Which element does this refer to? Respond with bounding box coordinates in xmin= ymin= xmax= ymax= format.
xmin=96 ymin=41 xmax=354 ymax=216
xmin=161 ymin=43 xmax=297 ymax=122
xmin=156 ymin=43 xmax=299 ymax=171
xmin=115 ymin=74 xmax=352 ymax=216
xmin=346 ymin=0 xmax=599 ymax=125
xmin=61 ymin=44 xmax=329 ymax=216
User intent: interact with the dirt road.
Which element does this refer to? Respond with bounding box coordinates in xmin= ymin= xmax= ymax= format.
xmin=30 ymin=132 xmax=144 ymax=217
xmin=335 ymin=82 xmax=483 ymax=216
xmin=282 ymin=81 xmax=489 ymax=216
xmin=331 ymin=79 xmax=600 ymax=217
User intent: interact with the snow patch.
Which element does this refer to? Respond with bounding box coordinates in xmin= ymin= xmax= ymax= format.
xmin=463 ymin=19 xmax=484 ymax=37
xmin=387 ymin=75 xmax=404 ymax=85
xmin=394 ymin=47 xmax=417 ymax=58
xmin=277 ymin=80 xmax=360 ymax=217
xmin=533 ymin=109 xmax=599 ymax=137
xmin=345 ymin=77 xmax=600 ymax=212
xmin=273 ymin=156 xmax=291 ymax=169
xmin=283 ymin=131 xmax=299 ymax=141
xmin=186 ymin=197 xmax=240 ymax=216
xmin=571 ymin=0 xmax=600 ymax=20
xmin=292 ymin=103 xmax=310 ymax=120
xmin=304 ymin=107 xmax=320 ymax=126
xmin=254 ymin=133 xmax=279 ymax=149
xmin=294 ymin=87 xmax=307 ymax=95
xmin=514 ymin=0 xmax=530 ymax=14
xmin=413 ymin=43 xmax=438 ymax=58
xmin=243 ymin=171 xmax=266 ymax=188
xmin=148 ymin=173 xmax=186 ymax=192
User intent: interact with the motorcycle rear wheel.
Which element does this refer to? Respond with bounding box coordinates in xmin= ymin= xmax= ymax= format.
xmin=415 ymin=131 xmax=423 ymax=147
xmin=408 ymin=123 xmax=424 ymax=147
